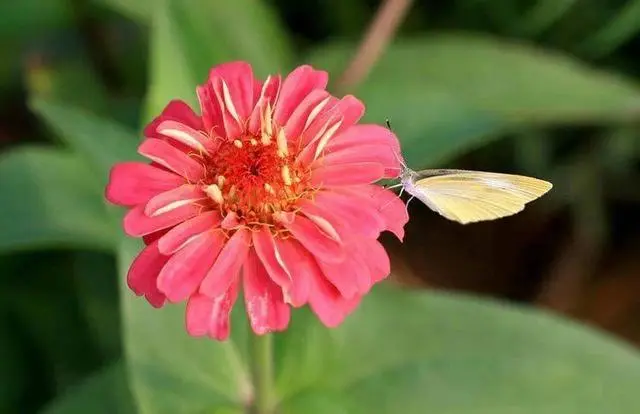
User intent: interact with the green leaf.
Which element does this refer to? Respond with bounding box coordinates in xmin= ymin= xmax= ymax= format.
xmin=30 ymin=98 xmax=141 ymax=181
xmin=579 ymin=0 xmax=640 ymax=58
xmin=278 ymin=284 xmax=640 ymax=413
xmin=42 ymin=362 xmax=136 ymax=414
xmin=117 ymin=237 xmax=252 ymax=414
xmin=144 ymin=0 xmax=293 ymax=122
xmin=0 ymin=147 xmax=114 ymax=252
xmin=307 ymin=34 xmax=640 ymax=167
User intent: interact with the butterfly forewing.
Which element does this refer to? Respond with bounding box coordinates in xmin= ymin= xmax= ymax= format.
xmin=410 ymin=170 xmax=553 ymax=224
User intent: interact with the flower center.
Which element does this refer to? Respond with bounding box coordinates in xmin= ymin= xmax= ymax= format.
xmin=201 ymin=133 xmax=312 ymax=226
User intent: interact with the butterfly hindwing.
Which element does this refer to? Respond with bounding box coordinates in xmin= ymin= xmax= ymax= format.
xmin=410 ymin=170 xmax=552 ymax=224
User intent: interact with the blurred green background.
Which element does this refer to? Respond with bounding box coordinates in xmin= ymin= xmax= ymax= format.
xmin=2 ymin=0 xmax=640 ymax=412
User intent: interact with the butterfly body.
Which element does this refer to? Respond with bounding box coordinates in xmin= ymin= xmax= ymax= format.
xmin=399 ymin=166 xmax=553 ymax=225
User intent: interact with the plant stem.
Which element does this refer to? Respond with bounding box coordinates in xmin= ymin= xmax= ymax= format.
xmin=249 ymin=333 xmax=276 ymax=414
xmin=334 ymin=0 xmax=415 ymax=94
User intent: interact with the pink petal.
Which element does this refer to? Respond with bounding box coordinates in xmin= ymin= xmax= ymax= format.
xmin=155 ymin=120 xmax=215 ymax=154
xmin=196 ymin=83 xmax=224 ymax=137
xmin=312 ymin=144 xmax=396 ymax=174
xmin=248 ymin=75 xmax=281 ymax=135
xmin=123 ymin=203 xmax=200 ymax=237
xmin=274 ymin=65 xmax=329 ymax=126
xmin=355 ymin=239 xmax=391 ymax=283
xmin=126 ymin=240 xmax=169 ymax=308
xmin=296 ymin=95 xmax=365 ymax=164
xmin=308 ymin=269 xmax=362 ymax=328
xmin=298 ymin=200 xmax=351 ymax=242
xmin=144 ymin=100 xmax=203 ymax=140
xmin=252 ymin=228 xmax=292 ymax=291
xmin=199 ymin=228 xmax=251 ymax=297
xmin=143 ymin=184 xmax=207 ymax=217
xmin=138 ymin=138 xmax=205 ymax=181
xmin=220 ymin=211 xmax=241 ymax=230
xmin=336 ymin=185 xmax=408 ymax=241
xmin=311 ymin=162 xmax=385 ymax=186
xmin=243 ymin=250 xmax=291 ymax=335
xmin=185 ymin=286 xmax=239 ymax=341
xmin=209 ymin=62 xmax=257 ymax=121
xmin=273 ymin=212 xmax=344 ymax=264
xmin=283 ymin=90 xmax=334 ymax=144
xmin=143 ymin=228 xmax=171 ymax=246
xmin=157 ymin=231 xmax=224 ymax=302
xmin=311 ymin=190 xmax=384 ymax=239
xmin=105 ymin=162 xmax=184 ymax=206
xmin=272 ymin=238 xmax=313 ymax=307
xmin=158 ymin=210 xmax=222 ymax=254
xmin=327 ymin=124 xmax=400 ymax=153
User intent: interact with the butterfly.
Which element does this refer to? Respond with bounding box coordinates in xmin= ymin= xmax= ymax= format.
xmin=385 ymin=122 xmax=553 ymax=225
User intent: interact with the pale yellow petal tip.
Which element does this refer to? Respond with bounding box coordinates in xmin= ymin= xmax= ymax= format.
xmin=204 ymin=184 xmax=224 ymax=204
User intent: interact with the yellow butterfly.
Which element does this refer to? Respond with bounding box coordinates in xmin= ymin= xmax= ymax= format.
xmin=382 ymin=121 xmax=552 ymax=224
xmin=395 ymin=167 xmax=553 ymax=225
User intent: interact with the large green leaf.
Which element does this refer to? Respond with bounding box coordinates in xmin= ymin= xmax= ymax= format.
xmin=307 ymin=34 xmax=640 ymax=167
xmin=118 ymin=237 xmax=252 ymax=414
xmin=0 ymin=147 xmax=114 ymax=252
xmin=277 ymin=284 xmax=640 ymax=413
xmin=30 ymin=98 xmax=141 ymax=181
xmin=144 ymin=0 xmax=293 ymax=120
xmin=42 ymin=362 xmax=136 ymax=414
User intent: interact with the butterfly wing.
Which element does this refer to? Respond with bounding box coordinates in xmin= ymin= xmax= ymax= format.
xmin=408 ymin=170 xmax=552 ymax=224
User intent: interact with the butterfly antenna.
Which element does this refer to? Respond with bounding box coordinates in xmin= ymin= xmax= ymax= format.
xmin=385 ymin=118 xmax=408 ymax=170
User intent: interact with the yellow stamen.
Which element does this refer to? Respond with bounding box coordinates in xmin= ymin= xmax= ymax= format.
xmin=264 ymin=183 xmax=276 ymax=195
xmin=250 ymin=138 xmax=258 ymax=146
xmin=281 ymin=165 xmax=292 ymax=186
xmin=276 ymin=129 xmax=288 ymax=158
xmin=261 ymin=132 xmax=272 ymax=146
xmin=233 ymin=139 xmax=243 ymax=148
xmin=204 ymin=184 xmax=224 ymax=204
xmin=217 ymin=175 xmax=225 ymax=188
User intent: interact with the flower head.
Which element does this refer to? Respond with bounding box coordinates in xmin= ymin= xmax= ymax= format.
xmin=106 ymin=62 xmax=408 ymax=340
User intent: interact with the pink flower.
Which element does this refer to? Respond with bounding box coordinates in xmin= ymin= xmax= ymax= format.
xmin=106 ymin=62 xmax=408 ymax=340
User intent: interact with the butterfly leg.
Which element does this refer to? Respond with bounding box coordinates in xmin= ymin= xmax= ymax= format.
xmin=404 ymin=195 xmax=415 ymax=216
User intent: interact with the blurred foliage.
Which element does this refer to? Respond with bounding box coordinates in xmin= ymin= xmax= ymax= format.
xmin=2 ymin=0 xmax=640 ymax=412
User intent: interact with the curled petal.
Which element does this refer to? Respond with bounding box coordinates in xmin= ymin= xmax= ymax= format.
xmin=144 ymin=100 xmax=203 ymax=140
xmin=273 ymin=212 xmax=344 ymax=263
xmin=156 ymin=120 xmax=214 ymax=154
xmin=275 ymin=65 xmax=328 ymax=125
xmin=253 ymin=228 xmax=292 ymax=292
xmin=157 ymin=231 xmax=225 ymax=302
xmin=158 ymin=211 xmax=222 ymax=254
xmin=138 ymin=138 xmax=205 ymax=181
xmin=105 ymin=162 xmax=184 ymax=206
xmin=144 ymin=185 xmax=207 ymax=217
xmin=185 ymin=286 xmax=239 ymax=341
xmin=273 ymin=239 xmax=312 ymax=307
xmin=123 ymin=203 xmax=200 ymax=237
xmin=199 ymin=228 xmax=251 ymax=297
xmin=243 ymin=250 xmax=291 ymax=335
xmin=126 ymin=240 xmax=168 ymax=308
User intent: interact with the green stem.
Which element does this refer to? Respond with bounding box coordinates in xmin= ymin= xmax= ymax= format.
xmin=249 ymin=333 xmax=276 ymax=414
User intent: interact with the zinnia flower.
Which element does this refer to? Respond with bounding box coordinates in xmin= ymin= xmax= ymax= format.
xmin=106 ymin=62 xmax=408 ymax=340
